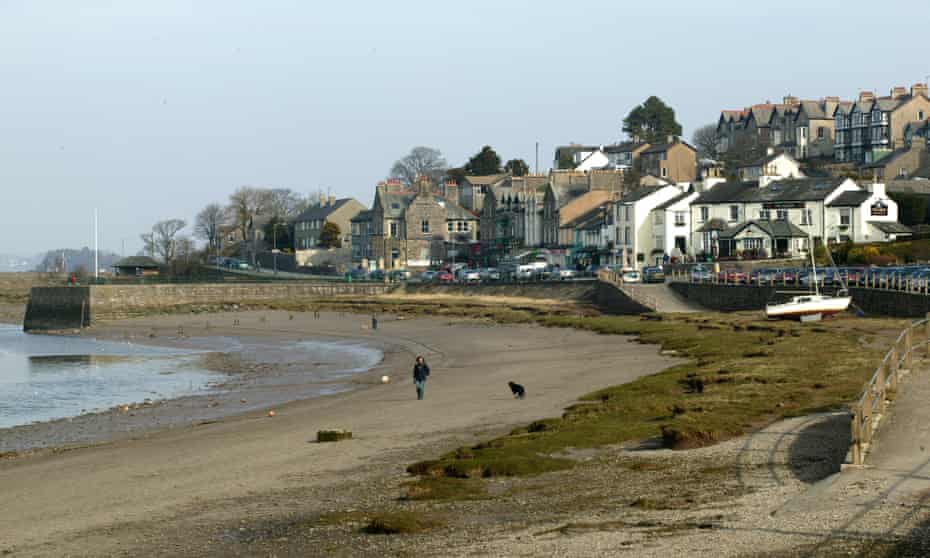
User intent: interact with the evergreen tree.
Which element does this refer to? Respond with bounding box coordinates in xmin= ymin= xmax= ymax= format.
xmin=464 ymin=146 xmax=502 ymax=176
xmin=504 ymin=158 xmax=530 ymax=176
xmin=622 ymin=96 xmax=683 ymax=144
xmin=319 ymin=222 xmax=342 ymax=248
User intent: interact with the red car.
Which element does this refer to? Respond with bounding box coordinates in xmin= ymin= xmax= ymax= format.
xmin=717 ymin=269 xmax=747 ymax=284
xmin=435 ymin=270 xmax=454 ymax=283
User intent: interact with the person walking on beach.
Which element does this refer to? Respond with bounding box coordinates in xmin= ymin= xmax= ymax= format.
xmin=413 ymin=355 xmax=430 ymax=400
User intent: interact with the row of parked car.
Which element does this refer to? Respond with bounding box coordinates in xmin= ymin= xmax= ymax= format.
xmin=689 ymin=264 xmax=930 ymax=289
xmin=349 ymin=263 xmax=600 ymax=284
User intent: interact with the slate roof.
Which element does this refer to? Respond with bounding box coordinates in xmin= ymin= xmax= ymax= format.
xmin=113 ymin=256 xmax=160 ymax=268
xmin=295 ymin=199 xmax=355 ymax=222
xmin=718 ymin=220 xmax=809 ymax=240
xmin=860 ymin=146 xmax=911 ymax=169
xmin=693 ymin=178 xmax=847 ymax=205
xmin=654 ymin=192 xmax=692 ymax=211
xmin=564 ymin=204 xmax=611 ymax=230
xmin=869 ymin=221 xmax=913 ymax=234
xmin=641 ymin=141 xmax=696 ymax=155
xmin=550 ymin=183 xmax=590 ymax=208
xmin=378 ymin=192 xmax=476 ymax=220
xmin=351 ymin=210 xmax=372 ymax=223
xmin=619 ymin=185 xmax=668 ymax=203
xmin=828 ymin=190 xmax=872 ymax=207
xmin=603 ymin=142 xmax=648 ymax=153
xmin=885 ymin=179 xmax=930 ymax=195
xmin=738 ymin=152 xmax=785 ymax=169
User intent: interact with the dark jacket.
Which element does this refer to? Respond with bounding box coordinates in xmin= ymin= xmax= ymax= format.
xmin=413 ymin=362 xmax=430 ymax=382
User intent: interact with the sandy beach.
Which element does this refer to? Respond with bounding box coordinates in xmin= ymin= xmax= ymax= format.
xmin=0 ymin=309 xmax=676 ymax=556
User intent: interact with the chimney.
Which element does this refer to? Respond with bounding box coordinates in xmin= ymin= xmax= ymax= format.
xmin=328 ymin=195 xmax=336 ymax=207
xmin=318 ymin=192 xmax=326 ymax=207
xmin=385 ymin=178 xmax=403 ymax=193
xmin=442 ymin=179 xmax=459 ymax=204
xmin=859 ymin=91 xmax=875 ymax=102
xmin=783 ymin=95 xmax=800 ymax=107
xmin=891 ymin=86 xmax=907 ymax=99
xmin=912 ymin=83 xmax=929 ymax=98
xmin=667 ymin=135 xmax=675 ymax=144
xmin=415 ymin=175 xmax=431 ymax=197
xmin=823 ymin=96 xmax=840 ymax=103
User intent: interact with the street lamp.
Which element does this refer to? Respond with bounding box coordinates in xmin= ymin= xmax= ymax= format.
xmin=272 ymin=222 xmax=282 ymax=275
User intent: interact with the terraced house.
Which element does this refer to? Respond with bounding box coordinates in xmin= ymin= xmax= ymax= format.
xmin=833 ymin=85 xmax=930 ymax=164
xmin=689 ymin=178 xmax=908 ymax=260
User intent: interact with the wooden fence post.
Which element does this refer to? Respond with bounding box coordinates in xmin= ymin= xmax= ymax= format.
xmin=851 ymin=405 xmax=862 ymax=465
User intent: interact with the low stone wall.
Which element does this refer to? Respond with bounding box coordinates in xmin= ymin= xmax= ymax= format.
xmin=399 ymin=281 xmax=598 ymax=303
xmin=23 ymin=286 xmax=91 ymax=331
xmin=669 ymin=282 xmax=930 ymax=318
xmin=594 ymin=281 xmax=653 ymax=315
xmin=24 ymin=282 xmax=393 ymax=330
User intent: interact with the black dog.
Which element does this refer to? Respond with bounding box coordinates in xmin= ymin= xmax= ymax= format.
xmin=508 ymin=381 xmax=526 ymax=399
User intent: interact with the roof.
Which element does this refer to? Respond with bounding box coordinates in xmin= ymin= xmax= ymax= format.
xmin=564 ymin=204 xmax=611 ymax=230
xmin=641 ymin=141 xmax=696 ymax=155
xmin=828 ymin=190 xmax=872 ymax=207
xmin=860 ymin=146 xmax=911 ymax=169
xmin=718 ymin=220 xmax=809 ymax=240
xmin=113 ymin=256 xmax=160 ymax=268
xmin=350 ymin=209 xmax=372 ymax=223
xmin=654 ymin=191 xmax=692 ymax=210
xmin=885 ymin=179 xmax=930 ymax=195
xmin=738 ymin=151 xmax=786 ymax=169
xmin=380 ymin=193 xmax=417 ymax=218
xmin=549 ymin=182 xmax=590 ymax=208
xmin=603 ymin=142 xmax=648 ymax=154
xmin=295 ymin=198 xmax=356 ymax=222
xmin=693 ymin=177 xmax=848 ymax=205
xmin=869 ymin=221 xmax=913 ymax=234
xmin=619 ymin=185 xmax=670 ymax=203
xmin=462 ymin=173 xmax=510 ymax=186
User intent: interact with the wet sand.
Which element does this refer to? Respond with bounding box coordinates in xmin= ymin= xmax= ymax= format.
xmin=0 ymin=309 xmax=677 ymax=556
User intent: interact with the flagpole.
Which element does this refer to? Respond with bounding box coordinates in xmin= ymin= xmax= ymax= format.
xmin=94 ymin=208 xmax=99 ymax=280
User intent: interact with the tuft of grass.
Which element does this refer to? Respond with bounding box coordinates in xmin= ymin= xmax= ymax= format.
xmin=402 ymin=477 xmax=487 ymax=501
xmin=360 ymin=511 xmax=444 ymax=535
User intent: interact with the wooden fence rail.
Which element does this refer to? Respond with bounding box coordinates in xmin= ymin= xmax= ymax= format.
xmin=847 ymin=314 xmax=930 ymax=467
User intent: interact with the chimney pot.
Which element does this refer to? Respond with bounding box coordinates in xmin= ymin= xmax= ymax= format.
xmin=912 ymin=83 xmax=929 ymax=98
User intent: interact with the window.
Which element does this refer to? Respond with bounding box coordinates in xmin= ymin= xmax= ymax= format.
xmin=776 ymin=209 xmax=788 ymax=221
xmin=390 ymin=222 xmax=398 ymax=237
xmin=624 ymin=206 xmax=631 ymax=221
xmin=919 ymin=111 xmax=925 ymax=121
xmin=624 ymin=226 xmax=631 ymax=245
xmin=421 ymin=219 xmax=430 ymax=233
xmin=729 ymin=205 xmax=739 ymax=222
xmin=840 ymin=208 xmax=851 ymax=226
xmin=801 ymin=209 xmax=813 ymax=225
xmin=759 ymin=209 xmax=771 ymax=220
xmin=674 ymin=211 xmax=686 ymax=226
xmin=447 ymin=222 xmax=454 ymax=232
xmin=699 ymin=207 xmax=709 ymax=223
xmin=743 ymin=238 xmax=763 ymax=250
xmin=899 ymin=167 xmax=908 ymax=178
xmin=458 ymin=221 xmax=467 ymax=232
xmin=661 ymin=167 xmax=668 ymax=178
xmin=817 ymin=127 xmax=825 ymax=139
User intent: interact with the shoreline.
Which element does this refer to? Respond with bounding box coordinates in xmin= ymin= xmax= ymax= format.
xmin=0 ymin=308 xmax=678 ymax=556
xmin=0 ymin=315 xmax=401 ymax=455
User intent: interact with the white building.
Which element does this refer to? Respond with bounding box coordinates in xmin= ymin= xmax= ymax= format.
xmin=689 ymin=177 xmax=908 ymax=259
xmin=652 ymin=190 xmax=700 ymax=260
xmin=614 ymin=184 xmax=686 ymax=268
xmin=736 ymin=150 xmax=805 ymax=186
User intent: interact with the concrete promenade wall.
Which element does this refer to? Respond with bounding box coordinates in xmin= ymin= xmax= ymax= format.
xmin=24 ymin=282 xmax=393 ymax=330
xmin=400 ymin=281 xmax=598 ymax=302
xmin=23 ymin=286 xmax=91 ymax=331
xmin=669 ymin=282 xmax=930 ymax=318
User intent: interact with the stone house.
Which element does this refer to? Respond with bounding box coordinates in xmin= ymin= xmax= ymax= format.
xmin=350 ymin=210 xmax=373 ymax=268
xmin=638 ymin=139 xmax=697 ymax=184
xmin=861 ymin=137 xmax=930 ymax=181
xmin=368 ymin=178 xmax=478 ymax=271
xmin=479 ymin=175 xmax=548 ymax=259
xmin=459 ymin=173 xmax=511 ymax=212
xmin=834 ymin=85 xmax=930 ymax=164
xmin=293 ymin=196 xmax=365 ymax=251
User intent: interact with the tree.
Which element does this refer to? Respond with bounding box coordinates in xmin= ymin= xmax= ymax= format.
xmin=622 ymin=96 xmax=683 ymax=144
xmin=147 ymin=219 xmax=187 ymax=262
xmin=262 ymin=188 xmax=306 ymax=219
xmin=504 ymin=158 xmax=530 ymax=176
xmin=195 ymin=203 xmax=226 ymax=251
xmin=390 ymin=147 xmax=448 ymax=187
xmin=319 ymin=222 xmax=342 ymax=249
xmin=228 ymin=186 xmax=269 ymax=241
xmin=263 ymin=216 xmax=293 ymax=251
xmin=464 ymin=145 xmax=502 ymax=176
xmin=691 ymin=124 xmax=719 ymax=160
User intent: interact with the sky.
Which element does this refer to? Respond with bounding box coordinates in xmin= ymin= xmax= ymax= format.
xmin=1 ymin=0 xmax=928 ymax=256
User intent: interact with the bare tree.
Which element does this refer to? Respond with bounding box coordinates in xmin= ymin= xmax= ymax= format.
xmin=149 ymin=219 xmax=187 ymax=262
xmin=195 ymin=203 xmax=226 ymax=251
xmin=263 ymin=188 xmax=306 ymax=219
xmin=692 ymin=124 xmax=720 ymax=160
xmin=390 ymin=146 xmax=448 ymax=186
xmin=140 ymin=232 xmax=155 ymax=257
xmin=229 ymin=186 xmax=268 ymax=241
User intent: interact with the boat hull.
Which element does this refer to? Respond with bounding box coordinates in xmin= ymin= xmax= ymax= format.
xmin=765 ymin=296 xmax=852 ymax=320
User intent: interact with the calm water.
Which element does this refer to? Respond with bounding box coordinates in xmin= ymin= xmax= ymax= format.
xmin=0 ymin=325 xmax=383 ymax=429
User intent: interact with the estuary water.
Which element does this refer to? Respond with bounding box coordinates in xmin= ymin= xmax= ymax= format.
xmin=0 ymin=325 xmax=383 ymax=431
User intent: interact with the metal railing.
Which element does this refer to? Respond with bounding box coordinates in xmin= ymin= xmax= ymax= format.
xmin=848 ymin=315 xmax=930 ymax=467
xmin=667 ymin=267 xmax=930 ymax=295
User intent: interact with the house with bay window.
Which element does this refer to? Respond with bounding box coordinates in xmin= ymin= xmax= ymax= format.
xmin=833 ymin=85 xmax=930 ymax=164
xmin=613 ymin=184 xmax=686 ymax=268
xmin=689 ymin=177 xmax=907 ymax=260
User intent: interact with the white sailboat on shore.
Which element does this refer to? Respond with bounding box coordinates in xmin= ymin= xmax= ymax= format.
xmin=764 ymin=237 xmax=851 ymax=321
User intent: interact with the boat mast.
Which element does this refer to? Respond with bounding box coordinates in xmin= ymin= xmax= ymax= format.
xmin=809 ymin=232 xmax=819 ymax=296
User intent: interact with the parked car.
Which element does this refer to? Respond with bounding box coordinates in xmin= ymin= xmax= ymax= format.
xmin=480 ymin=267 xmax=501 ymax=281
xmin=389 ymin=269 xmax=413 ymax=281
xmin=350 ymin=268 xmax=370 ymax=280
xmin=621 ymin=268 xmax=641 ymax=283
xmin=435 ymin=270 xmax=454 ymax=283
xmin=459 ymin=269 xmax=481 ymax=283
xmin=642 ymin=266 xmax=665 ymax=283
xmin=420 ymin=270 xmax=438 ymax=282
xmin=559 ymin=268 xmax=578 ymax=280
xmin=690 ymin=264 xmax=713 ymax=282
xmin=717 ymin=269 xmax=747 ymax=284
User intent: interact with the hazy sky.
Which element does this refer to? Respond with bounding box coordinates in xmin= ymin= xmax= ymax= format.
xmin=1 ymin=0 xmax=928 ymax=256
